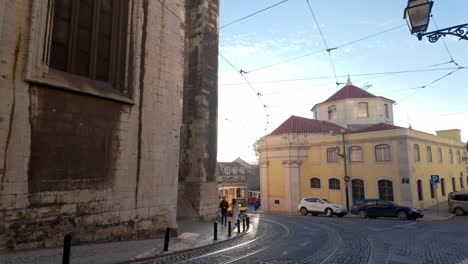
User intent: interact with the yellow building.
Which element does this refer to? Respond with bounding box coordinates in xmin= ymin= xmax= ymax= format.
xmin=258 ymin=79 xmax=468 ymax=212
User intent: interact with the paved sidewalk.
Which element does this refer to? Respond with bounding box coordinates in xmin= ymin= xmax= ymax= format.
xmin=0 ymin=218 xmax=249 ymax=264
xmin=421 ymin=201 xmax=455 ymax=221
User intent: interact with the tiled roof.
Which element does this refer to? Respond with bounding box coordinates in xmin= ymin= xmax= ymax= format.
xmin=269 ymin=115 xmax=345 ymax=135
xmin=311 ymin=82 xmax=394 ymax=110
xmin=218 ymin=162 xmax=242 ymax=167
xmin=349 ymin=123 xmax=403 ymax=134
xmin=323 ymin=84 xmax=377 ymax=103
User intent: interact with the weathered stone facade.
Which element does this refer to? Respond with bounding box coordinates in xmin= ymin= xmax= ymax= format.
xmin=177 ymin=0 xmax=219 ymax=221
xmin=0 ymin=0 xmax=219 ymax=249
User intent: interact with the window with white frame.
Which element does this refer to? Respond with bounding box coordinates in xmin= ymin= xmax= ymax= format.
xmin=375 ymin=144 xmax=391 ymax=162
xmin=328 ymin=105 xmax=337 ymax=120
xmin=349 ymin=146 xmax=363 ymax=162
xmin=438 ymin=147 xmax=443 ymax=163
xmin=358 ymin=102 xmax=369 ymax=118
xmin=327 ymin=147 xmax=339 ymax=163
xmin=449 ymin=149 xmax=454 ymax=164
xmin=457 ymin=151 xmax=461 ymax=164
xmin=225 ymin=167 xmax=231 ymax=174
xmin=384 ymin=104 xmax=389 ymax=118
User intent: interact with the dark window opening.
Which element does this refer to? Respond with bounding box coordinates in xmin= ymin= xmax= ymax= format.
xmin=310 ymin=178 xmax=321 ymax=189
xmin=351 ymin=179 xmax=365 ymax=201
xmin=49 ymin=0 xmax=129 ymax=93
xmin=378 ymin=179 xmax=394 ymax=201
xmin=417 ymin=179 xmax=423 ymax=201
xmin=328 ymin=178 xmax=341 ymax=190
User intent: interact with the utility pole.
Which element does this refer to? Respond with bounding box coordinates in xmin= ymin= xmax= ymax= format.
xmin=338 ymin=129 xmax=350 ymax=212
xmin=343 ymin=133 xmax=350 ymax=212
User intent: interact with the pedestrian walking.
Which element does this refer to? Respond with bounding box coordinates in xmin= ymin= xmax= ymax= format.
xmin=219 ymin=196 xmax=228 ymax=226
xmin=254 ymin=199 xmax=260 ymax=211
xmin=232 ymin=198 xmax=240 ymax=226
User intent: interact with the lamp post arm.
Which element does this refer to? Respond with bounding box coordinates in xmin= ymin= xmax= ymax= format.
xmin=417 ymin=23 xmax=468 ymax=43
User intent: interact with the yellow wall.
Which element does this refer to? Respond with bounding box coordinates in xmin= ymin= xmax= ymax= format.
xmin=263 ymin=126 xmax=467 ymax=212
xmin=268 ymin=160 xmax=285 ymax=198
xmin=409 ymin=130 xmax=467 ymax=208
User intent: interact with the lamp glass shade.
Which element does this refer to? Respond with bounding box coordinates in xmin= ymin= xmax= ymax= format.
xmin=404 ymin=0 xmax=433 ymax=33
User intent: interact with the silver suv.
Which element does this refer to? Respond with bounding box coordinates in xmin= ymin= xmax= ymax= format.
xmin=448 ymin=191 xmax=468 ymax=216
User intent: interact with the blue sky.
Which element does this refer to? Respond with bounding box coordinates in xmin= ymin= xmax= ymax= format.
xmin=217 ymin=0 xmax=468 ymax=163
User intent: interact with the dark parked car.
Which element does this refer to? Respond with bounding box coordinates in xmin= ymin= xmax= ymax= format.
xmin=351 ymin=199 xmax=423 ymax=220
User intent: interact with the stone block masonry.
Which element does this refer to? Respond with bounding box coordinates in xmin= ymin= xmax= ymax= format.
xmin=0 ymin=0 xmax=219 ymax=249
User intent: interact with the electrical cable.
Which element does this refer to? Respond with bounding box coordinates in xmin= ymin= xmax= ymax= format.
xmin=156 ymin=0 xmax=184 ymax=22
xmin=431 ymin=15 xmax=459 ymax=66
xmin=334 ymin=24 xmax=406 ymax=49
xmin=219 ymin=52 xmax=272 ymax=130
xmin=395 ymin=68 xmax=461 ymax=105
xmin=305 ymin=0 xmax=340 ymax=88
xmin=354 ymin=61 xmax=454 ymax=84
xmin=245 ymin=50 xmax=325 ymax=74
xmin=243 ymin=24 xmax=407 ymax=74
xmin=220 ymin=0 xmax=289 ymax=29
xmin=219 ymin=66 xmax=465 ymax=86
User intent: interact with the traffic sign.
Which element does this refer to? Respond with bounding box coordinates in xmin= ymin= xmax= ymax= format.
xmin=344 ymin=176 xmax=350 ymax=182
xmin=430 ymin=175 xmax=440 ymax=184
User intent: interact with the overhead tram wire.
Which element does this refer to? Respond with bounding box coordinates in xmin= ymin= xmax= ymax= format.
xmin=354 ymin=60 xmax=455 ymax=84
xmin=305 ymin=0 xmax=341 ymax=89
xmin=242 ymin=24 xmax=407 ymax=75
xmin=219 ymin=0 xmax=289 ymax=30
xmin=219 ymin=52 xmax=272 ymax=131
xmin=156 ymin=0 xmax=184 ymax=23
xmin=431 ymin=15 xmax=460 ymax=67
xmin=219 ymin=66 xmax=465 ymax=86
xmin=395 ymin=68 xmax=461 ymax=105
xmin=245 ymin=50 xmax=325 ymax=74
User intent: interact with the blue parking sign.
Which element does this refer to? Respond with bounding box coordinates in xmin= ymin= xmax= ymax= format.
xmin=430 ymin=175 xmax=440 ymax=184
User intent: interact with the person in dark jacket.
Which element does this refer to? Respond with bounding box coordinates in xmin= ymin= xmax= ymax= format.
xmin=219 ymin=197 xmax=229 ymax=226
xmin=254 ymin=199 xmax=261 ymax=211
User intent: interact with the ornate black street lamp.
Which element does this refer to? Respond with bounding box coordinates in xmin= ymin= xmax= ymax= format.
xmin=404 ymin=0 xmax=468 ymax=43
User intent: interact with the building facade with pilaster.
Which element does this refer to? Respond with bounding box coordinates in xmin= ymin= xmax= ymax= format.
xmin=258 ymin=79 xmax=467 ymax=213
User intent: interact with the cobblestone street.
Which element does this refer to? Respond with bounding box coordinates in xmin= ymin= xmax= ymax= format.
xmin=137 ymin=212 xmax=468 ymax=264
xmin=2 ymin=212 xmax=467 ymax=264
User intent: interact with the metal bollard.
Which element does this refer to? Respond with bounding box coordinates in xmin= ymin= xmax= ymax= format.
xmin=163 ymin=227 xmax=171 ymax=251
xmin=228 ymin=221 xmax=232 ymax=237
xmin=242 ymin=217 xmax=246 ymax=232
xmin=237 ymin=219 xmax=240 ymax=233
xmin=246 ymin=215 xmax=250 ymax=230
xmin=62 ymin=234 xmax=71 ymax=264
xmin=214 ymin=222 xmax=218 ymax=240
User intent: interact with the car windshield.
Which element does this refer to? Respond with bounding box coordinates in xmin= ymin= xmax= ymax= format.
xmin=321 ymin=199 xmax=330 ymax=203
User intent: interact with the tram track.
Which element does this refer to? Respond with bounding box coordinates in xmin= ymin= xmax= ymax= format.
xmin=178 ymin=217 xmax=290 ymax=264
xmin=267 ymin=214 xmax=374 ymax=264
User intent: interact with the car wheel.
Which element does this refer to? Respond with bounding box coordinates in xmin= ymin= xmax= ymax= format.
xmin=398 ymin=210 xmax=408 ymax=220
xmin=325 ymin=208 xmax=333 ymax=217
xmin=454 ymin=207 xmax=465 ymax=216
xmin=300 ymin=207 xmax=308 ymax=216
xmin=359 ymin=210 xmax=367 ymax=219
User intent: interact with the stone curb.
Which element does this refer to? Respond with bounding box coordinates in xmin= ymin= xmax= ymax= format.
xmin=116 ymin=224 xmax=252 ymax=264
xmin=422 ymin=213 xmax=456 ymax=221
